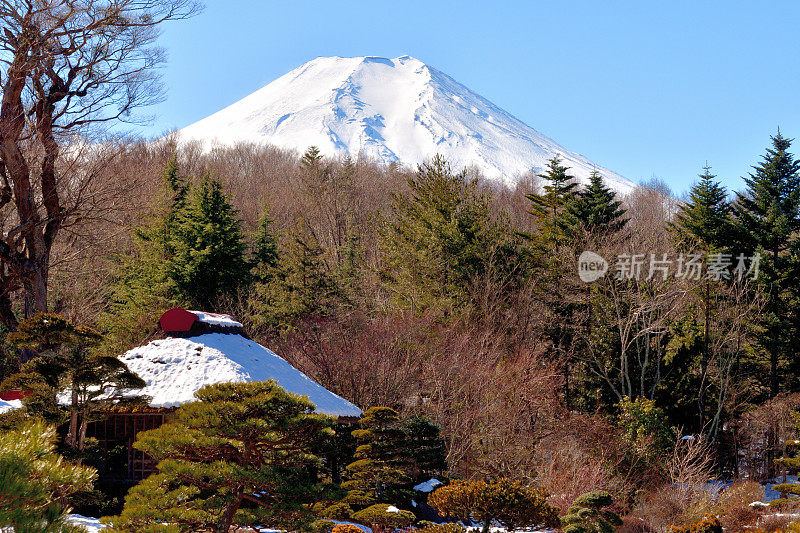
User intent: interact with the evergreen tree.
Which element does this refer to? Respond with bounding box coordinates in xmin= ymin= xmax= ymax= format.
xmin=170 ymin=175 xmax=250 ymax=309
xmin=343 ymin=407 xmax=413 ymax=508
xmin=251 ymin=201 xmax=281 ymax=283
xmin=673 ymin=165 xmax=732 ymax=250
xmin=103 ymin=381 xmax=335 ymax=533
xmin=0 ymin=421 xmax=96 ymax=532
xmin=402 ymin=416 xmax=447 ymax=482
xmin=562 ymin=491 xmax=623 ymax=533
xmin=526 ymin=156 xmax=578 ymax=248
xmin=380 ymin=156 xmax=526 ymax=312
xmin=566 ymin=169 xmax=627 ymax=242
xmin=1 ymin=314 xmax=145 ymax=451
xmin=733 ymin=132 xmax=800 ymax=397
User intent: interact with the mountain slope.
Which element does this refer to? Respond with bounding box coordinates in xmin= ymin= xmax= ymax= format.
xmin=178 ymin=55 xmax=634 ymax=193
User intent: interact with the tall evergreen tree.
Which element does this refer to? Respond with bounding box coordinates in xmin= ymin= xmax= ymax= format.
xmin=526 ymin=156 xmax=578 ymax=248
xmin=251 ymin=201 xmax=281 ymax=283
xmin=733 ymin=132 xmax=800 ymax=397
xmin=170 ymin=175 xmax=250 ymax=309
xmin=673 ymin=165 xmax=732 ymax=250
xmin=566 ymin=169 xmax=627 ymax=242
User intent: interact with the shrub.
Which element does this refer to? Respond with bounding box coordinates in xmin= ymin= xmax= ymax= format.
xmin=713 ymin=481 xmax=763 ymax=531
xmin=428 ymin=479 xmax=560 ymax=533
xmin=332 ymin=524 xmax=364 ymax=533
xmin=351 ymin=503 xmax=415 ymax=529
xmin=668 ymin=514 xmax=722 ymax=533
xmin=312 ymin=519 xmax=338 ymax=533
xmin=562 ymin=491 xmax=623 ymax=533
xmin=415 ymin=523 xmax=467 ymax=533
xmin=323 ymin=502 xmax=355 ymax=520
xmin=343 ymin=489 xmax=378 ymax=507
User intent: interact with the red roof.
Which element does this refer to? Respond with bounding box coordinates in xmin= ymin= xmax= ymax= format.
xmin=159 ymin=308 xmax=199 ymax=333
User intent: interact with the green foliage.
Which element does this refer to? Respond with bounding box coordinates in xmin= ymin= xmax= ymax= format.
xmin=617 ymin=397 xmax=675 ymax=463
xmin=251 ymin=201 xmax=281 ymax=283
xmin=428 ymin=479 xmax=560 ymax=533
xmin=672 ymin=165 xmax=732 ymax=251
xmin=380 ymin=155 xmax=528 ymax=312
xmin=345 ymin=407 xmax=413 ymax=507
xmin=103 ymin=381 xmax=335 ymax=533
xmin=350 ymin=503 xmax=415 ymax=529
xmin=0 ymin=421 xmax=96 ymax=532
xmin=322 ymin=502 xmax=354 ymax=520
xmin=169 ymin=174 xmax=250 ymax=309
xmin=402 ymin=416 xmax=448 ymax=481
xmin=562 ymin=491 xmax=622 ymax=533
xmin=566 ymin=169 xmax=627 ymax=242
xmin=311 ymin=519 xmax=338 ymax=533
xmin=1 ymin=314 xmax=144 ymax=450
xmin=526 ymin=155 xmax=578 ymax=248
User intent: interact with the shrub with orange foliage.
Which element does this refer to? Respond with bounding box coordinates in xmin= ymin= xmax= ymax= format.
xmin=332 ymin=524 xmax=364 ymax=533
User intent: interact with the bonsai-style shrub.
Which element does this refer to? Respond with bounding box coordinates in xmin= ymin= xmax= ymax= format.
xmin=332 ymin=524 xmax=364 ymax=533
xmin=323 ymin=502 xmax=355 ymax=520
xmin=312 ymin=519 xmax=338 ymax=533
xmin=351 ymin=503 xmax=415 ymax=529
xmin=562 ymin=491 xmax=623 ymax=533
xmin=668 ymin=514 xmax=723 ymax=533
xmin=428 ymin=479 xmax=560 ymax=533
xmin=343 ymin=489 xmax=378 ymax=507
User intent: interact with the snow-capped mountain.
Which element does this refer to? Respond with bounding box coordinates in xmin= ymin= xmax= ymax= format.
xmin=178 ymin=55 xmax=634 ymax=194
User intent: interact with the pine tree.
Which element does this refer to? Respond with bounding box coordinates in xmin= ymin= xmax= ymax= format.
xmin=673 ymin=165 xmax=732 ymax=250
xmin=170 ymin=175 xmax=250 ymax=309
xmin=0 ymin=421 xmax=96 ymax=532
xmin=343 ymin=407 xmax=413 ymax=508
xmin=103 ymin=381 xmax=335 ymax=533
xmin=1 ymin=314 xmax=145 ymax=451
xmin=402 ymin=416 xmax=447 ymax=482
xmin=567 ymin=169 xmax=627 ymax=243
xmin=526 ymin=156 xmax=578 ymax=248
xmin=562 ymin=491 xmax=623 ymax=533
xmin=733 ymin=132 xmax=800 ymax=398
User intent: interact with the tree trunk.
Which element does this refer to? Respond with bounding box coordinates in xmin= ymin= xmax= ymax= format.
xmin=481 ymin=516 xmax=491 ymax=533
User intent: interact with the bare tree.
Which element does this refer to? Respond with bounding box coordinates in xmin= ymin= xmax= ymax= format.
xmin=0 ymin=0 xmax=200 ymax=326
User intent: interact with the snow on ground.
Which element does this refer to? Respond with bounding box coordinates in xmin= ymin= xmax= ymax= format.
xmin=67 ymin=515 xmax=103 ymax=532
xmin=120 ymin=333 xmax=362 ymax=417
xmin=414 ymin=478 xmax=443 ymax=493
xmin=0 ymin=398 xmax=21 ymax=414
xmin=177 ymin=55 xmax=634 ymax=194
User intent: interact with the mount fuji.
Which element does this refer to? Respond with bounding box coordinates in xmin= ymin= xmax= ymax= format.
xmin=177 ymin=55 xmax=635 ymax=194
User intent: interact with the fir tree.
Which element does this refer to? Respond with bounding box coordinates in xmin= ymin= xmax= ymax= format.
xmin=673 ymin=165 xmax=732 ymax=250
xmin=526 ymin=156 xmax=578 ymax=248
xmin=170 ymin=175 xmax=250 ymax=309
xmin=0 ymin=421 xmax=96 ymax=532
xmin=402 ymin=416 xmax=447 ymax=482
xmin=251 ymin=201 xmax=281 ymax=283
xmin=733 ymin=132 xmax=800 ymax=397
xmin=103 ymin=381 xmax=335 ymax=533
xmin=567 ymin=169 xmax=627 ymax=242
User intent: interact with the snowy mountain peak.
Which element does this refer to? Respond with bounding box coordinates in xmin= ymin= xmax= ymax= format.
xmin=178 ymin=55 xmax=635 ymax=194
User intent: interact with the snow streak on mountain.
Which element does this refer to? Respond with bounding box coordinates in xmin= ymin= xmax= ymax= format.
xmin=178 ymin=55 xmax=634 ymax=193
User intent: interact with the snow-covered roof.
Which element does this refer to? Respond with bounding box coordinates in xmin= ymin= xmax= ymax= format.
xmin=0 ymin=398 xmax=22 ymax=415
xmin=188 ymin=310 xmax=243 ymax=328
xmin=413 ymin=478 xmax=442 ymax=493
xmin=120 ymin=333 xmax=362 ymax=418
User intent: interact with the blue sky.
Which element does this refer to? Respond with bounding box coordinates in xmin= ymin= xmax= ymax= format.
xmin=143 ymin=1 xmax=800 ymax=195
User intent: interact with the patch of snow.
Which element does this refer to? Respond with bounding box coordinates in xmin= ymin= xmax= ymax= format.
xmin=177 ymin=56 xmax=634 ymax=195
xmin=67 ymin=514 xmax=103 ymax=532
xmin=414 ymin=478 xmax=443 ymax=493
xmin=386 ymin=505 xmax=400 ymax=513
xmin=119 ymin=333 xmax=362 ymax=418
xmin=751 ymin=501 xmax=769 ymax=508
xmin=189 ymin=310 xmax=243 ymax=328
xmin=0 ymin=398 xmax=22 ymax=414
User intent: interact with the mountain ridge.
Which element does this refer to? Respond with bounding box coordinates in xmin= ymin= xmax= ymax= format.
xmin=178 ymin=55 xmax=635 ymax=194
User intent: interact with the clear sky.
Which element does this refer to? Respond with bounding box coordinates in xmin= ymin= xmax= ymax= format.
xmin=142 ymin=0 xmax=800 ymax=195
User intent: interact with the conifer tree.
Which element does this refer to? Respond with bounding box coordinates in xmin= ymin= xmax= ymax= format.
xmin=1 ymin=314 xmax=144 ymax=451
xmin=526 ymin=156 xmax=578 ymax=248
xmin=169 ymin=175 xmax=250 ymax=309
xmin=402 ymin=416 xmax=447 ymax=482
xmin=251 ymin=201 xmax=281 ymax=283
xmin=562 ymin=491 xmax=623 ymax=533
xmin=567 ymin=169 xmax=627 ymax=242
xmin=673 ymin=165 xmax=732 ymax=250
xmin=733 ymin=132 xmax=800 ymax=397
xmin=0 ymin=421 xmax=96 ymax=532
xmin=103 ymin=381 xmax=335 ymax=533
xmin=343 ymin=407 xmax=413 ymax=508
